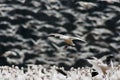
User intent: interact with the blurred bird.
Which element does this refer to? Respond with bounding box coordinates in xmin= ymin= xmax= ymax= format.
xmin=0 ymin=50 xmax=24 ymax=65
xmin=48 ymin=33 xmax=86 ymax=48
xmin=87 ymin=57 xmax=111 ymax=75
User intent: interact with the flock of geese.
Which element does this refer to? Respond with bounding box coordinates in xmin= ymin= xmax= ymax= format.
xmin=1 ymin=33 xmax=116 ymax=77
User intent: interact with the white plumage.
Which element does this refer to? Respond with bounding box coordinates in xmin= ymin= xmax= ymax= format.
xmin=49 ymin=33 xmax=86 ymax=47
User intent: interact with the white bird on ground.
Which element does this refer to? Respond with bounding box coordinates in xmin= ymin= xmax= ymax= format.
xmin=87 ymin=57 xmax=111 ymax=75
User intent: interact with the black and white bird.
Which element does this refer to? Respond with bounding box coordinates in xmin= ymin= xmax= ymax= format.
xmin=48 ymin=33 xmax=86 ymax=48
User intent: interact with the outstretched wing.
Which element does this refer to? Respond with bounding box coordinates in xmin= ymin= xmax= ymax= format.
xmin=49 ymin=33 xmax=70 ymax=40
xmin=72 ymin=37 xmax=86 ymax=42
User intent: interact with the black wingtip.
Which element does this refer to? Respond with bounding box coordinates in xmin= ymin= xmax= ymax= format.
xmin=48 ymin=34 xmax=55 ymax=37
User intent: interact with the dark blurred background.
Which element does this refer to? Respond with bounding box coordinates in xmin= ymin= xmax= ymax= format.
xmin=0 ymin=0 xmax=119 ymax=70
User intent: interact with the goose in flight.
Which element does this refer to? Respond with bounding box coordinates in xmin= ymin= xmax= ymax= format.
xmin=48 ymin=33 xmax=86 ymax=48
